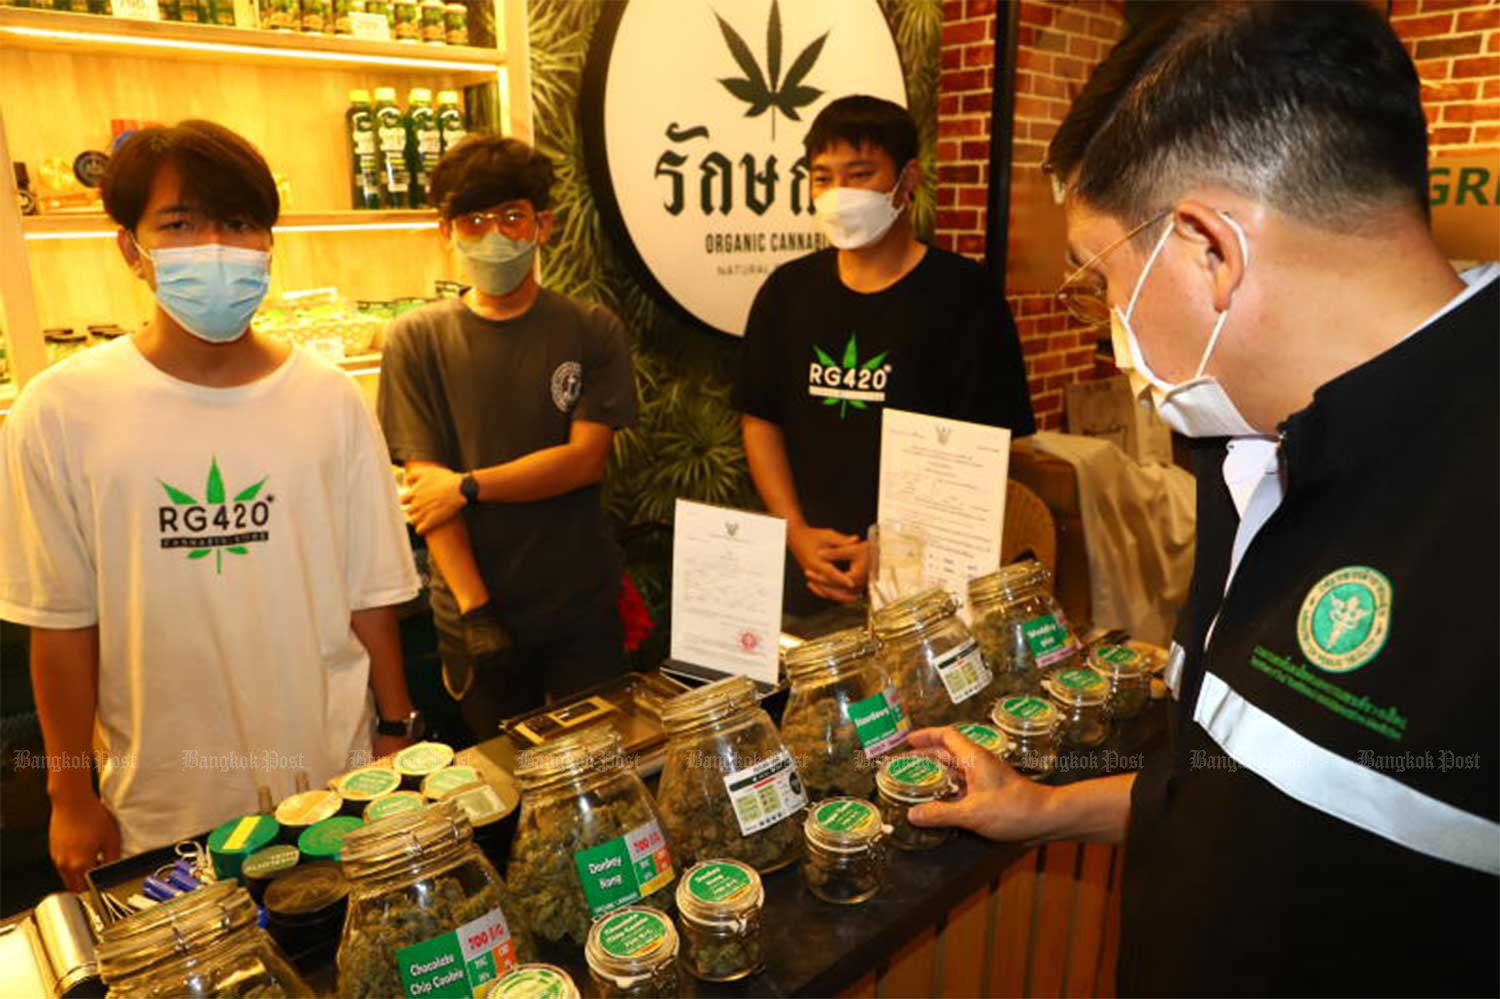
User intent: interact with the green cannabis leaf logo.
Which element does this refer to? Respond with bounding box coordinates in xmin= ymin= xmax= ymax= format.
xmin=715 ymin=0 xmax=827 ymax=140
xmin=814 ymin=333 xmax=888 ymax=419
xmin=160 ymin=457 xmax=267 ymax=575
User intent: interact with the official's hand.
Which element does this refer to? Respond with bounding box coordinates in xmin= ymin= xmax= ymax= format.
xmin=903 ymin=726 xmax=1057 ymax=843
xmin=401 ymin=466 xmax=465 ymax=534
xmin=789 ymin=524 xmax=862 ymax=603
xmin=49 ymin=794 xmax=121 ymax=892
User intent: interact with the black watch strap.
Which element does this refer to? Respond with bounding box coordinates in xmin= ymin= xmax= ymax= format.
xmin=376 ymin=710 xmax=423 ymax=739
xmin=459 ymin=473 xmax=480 ymax=504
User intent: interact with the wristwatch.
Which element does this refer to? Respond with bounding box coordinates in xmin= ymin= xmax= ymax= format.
xmin=376 ymin=709 xmax=426 ymax=740
xmin=459 ymin=473 xmax=480 ymax=505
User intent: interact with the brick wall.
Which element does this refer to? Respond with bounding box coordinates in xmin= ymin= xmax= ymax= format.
xmin=1391 ymin=0 xmax=1500 ymax=157
xmin=935 ymin=0 xmax=1124 ymax=430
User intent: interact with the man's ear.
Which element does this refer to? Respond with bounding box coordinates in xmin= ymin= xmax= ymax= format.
xmin=117 ymin=229 xmax=149 ymax=281
xmin=437 ymin=217 xmax=453 ymax=243
xmin=898 ymin=159 xmax=922 ymax=211
xmin=536 ymin=210 xmax=556 ymax=244
xmin=1171 ymin=200 xmax=1250 ymax=314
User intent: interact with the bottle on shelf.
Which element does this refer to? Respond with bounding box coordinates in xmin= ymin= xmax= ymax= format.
xmin=301 ymin=0 xmax=327 ymax=33
xmin=15 ymin=164 xmax=38 ymax=217
xmin=405 ymin=88 xmax=440 ymax=209
xmin=436 ymin=90 xmax=467 ymax=154
xmin=208 ymin=0 xmax=236 ymax=26
xmin=372 ymin=86 xmax=411 ymax=209
xmin=347 ymin=90 xmax=383 ymax=211
xmin=179 ymin=0 xmax=207 ymax=22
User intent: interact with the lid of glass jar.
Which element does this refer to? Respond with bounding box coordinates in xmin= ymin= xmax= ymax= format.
xmin=876 ymin=754 xmax=954 ymax=803
xmin=956 ymin=722 xmax=1011 ymax=756
xmin=97 ymin=881 xmax=259 ymax=982
xmin=676 ymin=858 xmax=764 ymax=922
xmin=585 ymin=906 xmax=679 ymax=975
xmin=396 ymin=740 xmax=455 ymax=778
xmin=783 ymin=626 xmax=878 ymax=682
xmin=263 ymin=860 xmax=349 ymax=918
xmin=337 ymin=766 xmax=401 ymax=801
xmin=1044 ymin=666 xmax=1111 ymax=706
xmin=870 ymin=586 xmax=957 ymax=640
xmin=660 ymin=674 xmax=759 ymax=733
xmin=804 ymin=797 xmax=886 ymax=852
xmin=487 ymin=964 xmax=581 ymax=999
xmin=512 ymin=725 xmax=622 ymax=786
xmin=991 ymin=694 xmax=1061 ymax=735
xmin=338 ymin=799 xmax=473 ymax=878
xmin=968 ymin=560 xmax=1051 ymax=606
xmin=1088 ymin=644 xmax=1150 ymax=678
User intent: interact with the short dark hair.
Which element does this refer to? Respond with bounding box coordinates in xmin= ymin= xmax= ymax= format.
xmin=1047 ymin=1 xmax=1429 ymax=230
xmin=428 ymin=135 xmax=555 ymax=217
xmin=102 ymin=120 xmax=279 ymax=232
xmin=804 ymin=95 xmax=918 ymax=170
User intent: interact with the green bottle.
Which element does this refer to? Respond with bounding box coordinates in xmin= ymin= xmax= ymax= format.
xmin=372 ymin=86 xmax=410 ymax=210
xmin=436 ymin=89 xmax=467 ymax=155
xmin=346 ymin=90 xmax=383 ymax=211
xmin=404 ymin=88 xmax=440 ymax=210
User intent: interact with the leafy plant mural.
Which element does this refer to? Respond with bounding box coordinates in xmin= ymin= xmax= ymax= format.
xmin=527 ymin=0 xmax=940 ymax=666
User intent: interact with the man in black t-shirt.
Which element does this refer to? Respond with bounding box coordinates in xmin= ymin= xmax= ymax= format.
xmin=903 ymin=5 xmax=1498 ymax=995
xmin=379 ymin=137 xmax=637 ymax=727
xmin=735 ymin=95 xmax=1034 ymax=616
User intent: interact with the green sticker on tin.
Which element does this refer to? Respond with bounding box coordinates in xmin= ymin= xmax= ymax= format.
xmin=1002 ymin=696 xmax=1051 ymax=720
xmin=341 ymin=768 xmax=399 ymax=798
xmin=1056 ymin=667 xmax=1105 ymax=691
xmin=957 ymin=723 xmax=1004 ymax=752
xmin=597 ymin=909 xmax=669 ymax=959
xmin=685 ymin=861 xmax=754 ymax=904
xmin=885 ymin=755 xmax=943 ymax=787
xmin=1094 ymin=645 xmax=1141 ymax=666
xmin=243 ymin=843 xmax=299 ymax=879
xmin=424 ymin=765 xmax=479 ymax=797
xmin=365 ymin=792 xmax=423 ymax=822
xmin=491 ymin=967 xmax=572 ymax=999
xmin=814 ymin=799 xmax=878 ymax=835
xmin=397 ymin=742 xmax=453 ymax=774
xmin=299 ymin=816 xmax=363 ymax=858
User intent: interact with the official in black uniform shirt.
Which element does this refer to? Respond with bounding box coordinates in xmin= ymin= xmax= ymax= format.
xmin=735 ymin=95 xmax=1034 ymax=616
xmin=903 ymin=4 xmax=1498 ymax=995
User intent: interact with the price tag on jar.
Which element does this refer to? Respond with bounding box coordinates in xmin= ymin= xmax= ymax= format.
xmin=395 ymin=907 xmax=517 ymax=998
xmin=722 ymin=750 xmax=807 ymax=836
xmin=931 ymin=638 xmax=994 ymax=705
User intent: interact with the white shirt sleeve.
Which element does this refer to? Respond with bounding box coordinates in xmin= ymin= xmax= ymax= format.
xmin=0 ymin=389 xmax=99 ymax=627
xmin=343 ymin=385 xmax=421 ymax=611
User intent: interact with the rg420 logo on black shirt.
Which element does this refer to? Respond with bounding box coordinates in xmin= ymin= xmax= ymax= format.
xmin=158 ymin=457 xmax=273 ymax=575
xmin=808 ymin=333 xmax=892 ymax=419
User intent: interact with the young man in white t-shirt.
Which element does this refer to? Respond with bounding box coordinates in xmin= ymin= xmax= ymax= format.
xmin=0 ymin=120 xmax=422 ymax=889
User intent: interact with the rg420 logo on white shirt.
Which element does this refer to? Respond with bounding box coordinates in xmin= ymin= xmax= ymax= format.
xmin=158 ymin=457 xmax=273 ymax=575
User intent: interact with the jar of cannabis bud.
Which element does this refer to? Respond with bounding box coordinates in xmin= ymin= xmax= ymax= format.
xmin=875 ymin=755 xmax=959 ymax=851
xmin=584 ymin=906 xmax=680 ymax=998
xmin=488 ymin=964 xmax=580 ymax=999
xmin=336 ymin=801 xmax=533 ymax=998
xmin=969 ymin=563 xmax=1082 ymax=695
xmin=1088 ymin=644 xmax=1152 ymax=720
xmin=1043 ymin=666 xmax=1112 ymax=748
xmin=658 ymin=676 xmax=806 ymax=874
xmin=990 ymin=695 xmax=1062 ymax=779
xmin=98 ymin=881 xmax=313 ymax=998
xmin=956 ymin=721 xmax=1011 ymax=761
xmin=676 ymin=859 xmax=765 ymax=982
xmin=871 ymin=586 xmax=1000 ymax=729
xmin=505 ymin=726 xmax=676 ymax=946
xmin=802 ymin=798 xmax=890 ymax=906
xmin=781 ymin=627 xmax=909 ymax=801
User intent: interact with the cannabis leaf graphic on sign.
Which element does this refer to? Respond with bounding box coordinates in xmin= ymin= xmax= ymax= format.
xmin=160 ymin=457 xmax=268 ymax=575
xmin=715 ymin=0 xmax=827 ymax=140
xmin=815 ymin=333 xmax=889 ymax=419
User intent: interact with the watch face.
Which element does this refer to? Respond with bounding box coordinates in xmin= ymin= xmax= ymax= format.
xmin=409 ymin=712 xmax=427 ymax=740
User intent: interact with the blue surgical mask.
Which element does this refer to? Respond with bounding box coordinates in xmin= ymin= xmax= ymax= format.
xmin=139 ymin=241 xmax=271 ymax=343
xmin=456 ymin=231 xmax=536 ymax=296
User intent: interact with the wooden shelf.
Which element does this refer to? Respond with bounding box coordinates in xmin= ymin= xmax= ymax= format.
xmin=0 ymin=7 xmax=505 ymax=83
xmin=23 ymin=209 xmax=441 ymax=237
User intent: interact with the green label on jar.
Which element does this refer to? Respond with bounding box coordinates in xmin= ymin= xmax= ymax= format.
xmin=365 ymin=791 xmax=424 ymax=822
xmin=1002 ymin=696 xmax=1051 ymax=720
xmin=424 ymin=766 xmax=479 ymax=798
xmin=341 ymin=767 xmax=400 ymax=798
xmin=686 ymin=861 xmax=754 ymax=904
xmin=395 ymin=906 xmax=516 ymax=998
xmin=397 ymin=742 xmax=453 ymax=775
xmin=492 ymin=967 xmax=571 ymax=999
xmin=573 ymin=818 xmax=674 ymax=918
xmin=885 ymin=755 xmax=943 ymax=787
xmin=848 ymin=686 xmax=910 ymax=759
xmin=1056 ymin=667 xmax=1106 ymax=691
xmin=723 ymin=750 xmax=808 ymax=836
xmin=957 ymin=723 xmax=1004 ymax=752
xmin=597 ymin=909 xmax=669 ymax=959
xmin=814 ymin=799 xmax=878 ymax=835
xmin=1022 ymin=614 xmax=1079 ymax=668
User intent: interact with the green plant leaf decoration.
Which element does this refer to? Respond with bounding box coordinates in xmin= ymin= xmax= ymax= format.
xmin=841 ymin=334 xmax=859 ymax=369
xmin=714 ymin=0 xmax=826 ymax=138
xmin=160 ymin=481 xmax=198 ymax=506
xmin=767 ymin=0 xmax=782 ymax=90
xmin=205 ymin=458 xmax=225 ymax=505
xmin=234 ymin=477 xmax=268 ymax=503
